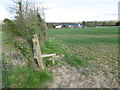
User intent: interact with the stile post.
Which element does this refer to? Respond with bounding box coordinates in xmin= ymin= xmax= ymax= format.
xmin=33 ymin=34 xmax=44 ymax=69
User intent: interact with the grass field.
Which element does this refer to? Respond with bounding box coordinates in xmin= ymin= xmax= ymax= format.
xmin=48 ymin=27 xmax=118 ymax=85
xmin=48 ymin=27 xmax=118 ymax=45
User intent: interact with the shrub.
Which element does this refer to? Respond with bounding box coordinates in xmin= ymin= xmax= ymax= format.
xmin=2 ymin=53 xmax=53 ymax=88
xmin=14 ymin=40 xmax=34 ymax=67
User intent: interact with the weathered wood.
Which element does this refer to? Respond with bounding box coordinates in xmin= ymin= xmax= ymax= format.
xmin=32 ymin=34 xmax=57 ymax=68
xmin=41 ymin=54 xmax=56 ymax=58
xmin=42 ymin=54 xmax=56 ymax=64
xmin=33 ymin=34 xmax=44 ymax=69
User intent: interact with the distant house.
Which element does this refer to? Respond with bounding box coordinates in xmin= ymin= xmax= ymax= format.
xmin=68 ymin=25 xmax=72 ymax=28
xmin=68 ymin=23 xmax=78 ymax=28
xmin=78 ymin=24 xmax=84 ymax=28
xmin=47 ymin=22 xmax=85 ymax=29
xmin=55 ymin=25 xmax=62 ymax=29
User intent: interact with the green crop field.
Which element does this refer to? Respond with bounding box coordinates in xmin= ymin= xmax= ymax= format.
xmin=48 ymin=27 xmax=118 ymax=81
xmin=48 ymin=27 xmax=118 ymax=45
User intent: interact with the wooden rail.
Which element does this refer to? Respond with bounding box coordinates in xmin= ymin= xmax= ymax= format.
xmin=42 ymin=54 xmax=56 ymax=64
xmin=42 ymin=54 xmax=56 ymax=58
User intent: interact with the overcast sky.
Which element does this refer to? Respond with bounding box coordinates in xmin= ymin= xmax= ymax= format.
xmin=0 ymin=0 xmax=119 ymax=22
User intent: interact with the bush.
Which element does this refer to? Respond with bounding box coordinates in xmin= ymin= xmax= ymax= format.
xmin=2 ymin=53 xmax=53 ymax=88
xmin=14 ymin=40 xmax=34 ymax=67
xmin=14 ymin=41 xmax=33 ymax=61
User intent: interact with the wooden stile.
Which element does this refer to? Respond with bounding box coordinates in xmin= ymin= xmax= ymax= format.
xmin=33 ymin=34 xmax=44 ymax=69
xmin=32 ymin=34 xmax=56 ymax=69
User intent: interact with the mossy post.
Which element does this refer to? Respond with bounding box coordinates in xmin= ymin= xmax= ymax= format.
xmin=33 ymin=34 xmax=44 ymax=69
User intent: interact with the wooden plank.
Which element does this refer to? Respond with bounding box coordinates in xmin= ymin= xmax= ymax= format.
xmin=42 ymin=54 xmax=56 ymax=58
xmin=42 ymin=54 xmax=56 ymax=64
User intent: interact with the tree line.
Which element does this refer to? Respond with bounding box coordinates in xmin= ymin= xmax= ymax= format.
xmin=47 ymin=21 xmax=118 ymax=29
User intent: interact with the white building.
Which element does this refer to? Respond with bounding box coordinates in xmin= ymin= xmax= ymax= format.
xmin=78 ymin=24 xmax=83 ymax=28
xmin=55 ymin=25 xmax=62 ymax=29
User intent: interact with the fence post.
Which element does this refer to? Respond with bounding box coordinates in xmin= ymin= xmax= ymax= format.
xmin=32 ymin=34 xmax=44 ymax=69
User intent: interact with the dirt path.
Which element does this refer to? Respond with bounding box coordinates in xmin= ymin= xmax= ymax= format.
xmin=47 ymin=61 xmax=118 ymax=88
xmin=48 ymin=62 xmax=81 ymax=88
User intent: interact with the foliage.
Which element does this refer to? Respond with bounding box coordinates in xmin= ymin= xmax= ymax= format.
xmin=14 ymin=40 xmax=34 ymax=66
xmin=2 ymin=53 xmax=53 ymax=88
xmin=3 ymin=19 xmax=19 ymax=38
xmin=3 ymin=19 xmax=16 ymax=32
xmin=2 ymin=0 xmax=48 ymax=68
xmin=47 ymin=24 xmax=55 ymax=29
xmin=3 ymin=0 xmax=48 ymax=47
xmin=86 ymin=21 xmax=96 ymax=27
xmin=3 ymin=1 xmax=46 ymax=52
xmin=2 ymin=0 xmax=51 ymax=88
xmin=84 ymin=21 xmax=116 ymax=27
xmin=82 ymin=21 xmax=86 ymax=25
xmin=115 ymin=22 xmax=120 ymax=26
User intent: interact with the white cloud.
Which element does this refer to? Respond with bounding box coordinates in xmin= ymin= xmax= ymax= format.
xmin=42 ymin=3 xmax=57 ymax=9
xmin=0 ymin=5 xmax=9 ymax=20
xmin=0 ymin=0 xmax=119 ymax=22
xmin=45 ymin=7 xmax=95 ymax=22
xmin=44 ymin=0 xmax=119 ymax=22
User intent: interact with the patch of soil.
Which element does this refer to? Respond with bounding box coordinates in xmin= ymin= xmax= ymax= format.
xmin=47 ymin=60 xmax=118 ymax=88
